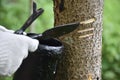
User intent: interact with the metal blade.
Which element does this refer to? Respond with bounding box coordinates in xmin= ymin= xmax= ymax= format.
xmin=41 ymin=22 xmax=80 ymax=39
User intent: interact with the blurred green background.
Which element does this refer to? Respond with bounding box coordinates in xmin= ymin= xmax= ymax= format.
xmin=0 ymin=0 xmax=120 ymax=80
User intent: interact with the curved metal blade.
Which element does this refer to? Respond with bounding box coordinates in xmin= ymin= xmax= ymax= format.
xmin=41 ymin=22 xmax=80 ymax=39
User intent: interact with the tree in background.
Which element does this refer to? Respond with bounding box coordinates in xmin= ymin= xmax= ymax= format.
xmin=54 ymin=0 xmax=103 ymax=80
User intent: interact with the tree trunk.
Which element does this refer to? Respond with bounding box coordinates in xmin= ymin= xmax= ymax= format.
xmin=54 ymin=0 xmax=103 ymax=80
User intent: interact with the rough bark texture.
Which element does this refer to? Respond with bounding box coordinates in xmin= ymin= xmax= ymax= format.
xmin=54 ymin=0 xmax=103 ymax=80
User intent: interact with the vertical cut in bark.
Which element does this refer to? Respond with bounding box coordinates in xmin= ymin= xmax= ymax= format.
xmin=54 ymin=0 xmax=103 ymax=80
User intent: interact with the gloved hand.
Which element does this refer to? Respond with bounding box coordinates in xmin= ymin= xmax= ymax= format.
xmin=0 ymin=25 xmax=39 ymax=76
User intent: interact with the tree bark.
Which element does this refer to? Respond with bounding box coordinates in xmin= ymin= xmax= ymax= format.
xmin=54 ymin=0 xmax=103 ymax=80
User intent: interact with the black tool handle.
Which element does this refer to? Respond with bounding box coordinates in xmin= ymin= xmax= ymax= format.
xmin=15 ymin=2 xmax=44 ymax=34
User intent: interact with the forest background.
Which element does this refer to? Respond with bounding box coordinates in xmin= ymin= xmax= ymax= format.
xmin=0 ymin=0 xmax=120 ymax=80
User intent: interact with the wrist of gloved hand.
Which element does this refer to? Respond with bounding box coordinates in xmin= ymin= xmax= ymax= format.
xmin=0 ymin=25 xmax=38 ymax=52
xmin=0 ymin=25 xmax=39 ymax=76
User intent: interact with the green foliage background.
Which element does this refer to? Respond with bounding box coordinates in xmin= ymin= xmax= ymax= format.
xmin=0 ymin=0 xmax=120 ymax=80
xmin=102 ymin=0 xmax=120 ymax=80
xmin=0 ymin=0 xmax=53 ymax=32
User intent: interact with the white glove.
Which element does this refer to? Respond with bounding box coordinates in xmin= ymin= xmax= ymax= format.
xmin=0 ymin=25 xmax=39 ymax=76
